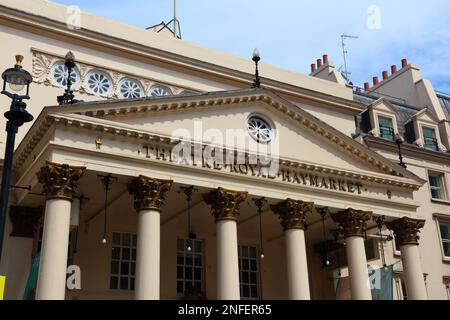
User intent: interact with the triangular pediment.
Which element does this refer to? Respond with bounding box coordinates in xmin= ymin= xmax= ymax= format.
xmin=369 ymin=98 xmax=397 ymax=114
xmin=413 ymin=107 xmax=440 ymax=124
xmin=19 ymin=89 xmax=424 ymax=186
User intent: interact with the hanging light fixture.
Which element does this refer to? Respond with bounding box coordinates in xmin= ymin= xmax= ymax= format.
xmin=98 ymin=174 xmax=118 ymax=245
xmin=180 ymin=186 xmax=197 ymax=252
xmin=317 ymin=207 xmax=330 ymax=268
xmin=374 ymin=215 xmax=388 ymax=268
xmin=331 ymin=229 xmax=342 ymax=277
xmin=252 ymin=197 xmax=267 ymax=259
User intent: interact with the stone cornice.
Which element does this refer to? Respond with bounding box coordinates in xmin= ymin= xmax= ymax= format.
xmin=12 ymin=90 xmax=423 ymax=190
xmin=364 ymin=135 xmax=450 ymax=167
xmin=13 ymin=112 xmax=422 ymax=191
xmin=0 ymin=4 xmax=362 ymax=113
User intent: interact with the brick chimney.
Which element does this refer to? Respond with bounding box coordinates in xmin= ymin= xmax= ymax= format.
xmin=391 ymin=65 xmax=397 ymax=75
xmin=373 ymin=76 xmax=379 ymax=86
xmin=311 ymin=63 xmax=317 ymax=73
xmin=317 ymin=59 xmax=323 ymax=68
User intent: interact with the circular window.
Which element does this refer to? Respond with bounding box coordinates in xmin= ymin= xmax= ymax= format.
xmin=247 ymin=115 xmax=274 ymax=144
xmin=85 ymin=70 xmax=113 ymax=95
xmin=118 ymin=78 xmax=144 ymax=99
xmin=50 ymin=62 xmax=80 ymax=88
xmin=148 ymin=85 xmax=172 ymax=97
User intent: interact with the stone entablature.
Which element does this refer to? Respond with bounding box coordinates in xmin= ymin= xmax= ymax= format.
xmin=14 ymin=90 xmax=423 ymax=193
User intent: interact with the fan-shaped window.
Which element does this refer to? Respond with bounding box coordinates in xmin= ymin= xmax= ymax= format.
xmin=50 ymin=62 xmax=80 ymax=88
xmin=148 ymin=85 xmax=172 ymax=97
xmin=118 ymin=78 xmax=144 ymax=99
xmin=85 ymin=70 xmax=113 ymax=96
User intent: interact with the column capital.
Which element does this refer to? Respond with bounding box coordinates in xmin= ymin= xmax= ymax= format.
xmin=271 ymin=199 xmax=314 ymax=231
xmin=203 ymin=187 xmax=248 ymax=222
xmin=127 ymin=175 xmax=173 ymax=212
xmin=37 ymin=161 xmax=86 ymax=201
xmin=331 ymin=208 xmax=372 ymax=238
xmin=9 ymin=206 xmax=44 ymax=238
xmin=385 ymin=217 xmax=425 ymax=246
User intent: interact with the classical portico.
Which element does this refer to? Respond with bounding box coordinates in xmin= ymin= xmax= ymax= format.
xmin=6 ymin=88 xmax=427 ymax=300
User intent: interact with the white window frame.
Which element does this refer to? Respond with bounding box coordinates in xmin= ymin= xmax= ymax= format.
xmin=176 ymin=238 xmax=205 ymax=298
xmin=238 ymin=244 xmax=260 ymax=300
xmin=420 ymin=124 xmax=440 ymax=151
xmin=394 ymin=274 xmax=408 ymax=300
xmin=109 ymin=231 xmax=137 ymax=291
xmin=427 ymin=170 xmax=448 ymax=201
xmin=414 ymin=121 xmax=446 ymax=151
xmin=391 ymin=233 xmax=402 ymax=257
xmin=373 ymin=112 xmax=398 ymax=140
xmin=434 ymin=215 xmax=450 ymax=262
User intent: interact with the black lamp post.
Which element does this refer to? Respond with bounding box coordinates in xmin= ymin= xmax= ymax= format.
xmin=395 ymin=133 xmax=407 ymax=168
xmin=0 ymin=55 xmax=34 ymax=262
xmin=57 ymin=51 xmax=81 ymax=106
xmin=252 ymin=48 xmax=261 ymax=88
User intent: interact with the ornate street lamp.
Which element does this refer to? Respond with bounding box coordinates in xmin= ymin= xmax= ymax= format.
xmin=0 ymin=55 xmax=34 ymax=262
xmin=395 ymin=133 xmax=407 ymax=168
xmin=252 ymin=48 xmax=261 ymax=88
xmin=57 ymin=51 xmax=81 ymax=106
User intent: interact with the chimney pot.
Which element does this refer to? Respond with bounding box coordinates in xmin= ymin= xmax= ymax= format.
xmin=401 ymin=58 xmax=408 ymax=68
xmin=356 ymin=87 xmax=362 ymax=93
xmin=364 ymin=82 xmax=370 ymax=90
xmin=391 ymin=65 xmax=397 ymax=74
xmin=323 ymin=54 xmax=328 ymax=64
xmin=311 ymin=63 xmax=317 ymax=73
xmin=373 ymin=76 xmax=379 ymax=86
xmin=382 ymin=71 xmax=389 ymax=80
xmin=317 ymin=59 xmax=323 ymax=68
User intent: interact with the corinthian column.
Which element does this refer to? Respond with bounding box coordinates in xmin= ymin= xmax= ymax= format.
xmin=331 ymin=208 xmax=373 ymax=300
xmin=35 ymin=162 xmax=86 ymax=300
xmin=386 ymin=217 xmax=427 ymax=300
xmin=203 ymin=187 xmax=248 ymax=300
xmin=271 ymin=199 xmax=313 ymax=300
xmin=128 ymin=175 xmax=173 ymax=300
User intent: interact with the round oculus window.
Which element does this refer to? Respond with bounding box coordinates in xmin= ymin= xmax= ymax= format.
xmin=118 ymin=78 xmax=144 ymax=99
xmin=85 ymin=70 xmax=113 ymax=96
xmin=50 ymin=62 xmax=80 ymax=89
xmin=247 ymin=115 xmax=274 ymax=144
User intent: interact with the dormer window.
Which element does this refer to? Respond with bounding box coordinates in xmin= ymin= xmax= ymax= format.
xmin=359 ymin=98 xmax=400 ymax=141
xmin=422 ymin=127 xmax=438 ymax=151
xmin=378 ymin=116 xmax=394 ymax=141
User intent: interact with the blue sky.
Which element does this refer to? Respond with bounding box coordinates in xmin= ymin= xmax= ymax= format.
xmin=53 ymin=0 xmax=450 ymax=94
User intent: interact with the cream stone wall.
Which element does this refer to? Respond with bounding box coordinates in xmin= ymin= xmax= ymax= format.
xmin=375 ymin=149 xmax=450 ymax=299
xmin=0 ymin=0 xmax=448 ymax=301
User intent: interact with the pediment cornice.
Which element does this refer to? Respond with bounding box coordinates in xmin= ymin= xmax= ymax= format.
xmin=14 ymin=89 xmax=424 ymax=189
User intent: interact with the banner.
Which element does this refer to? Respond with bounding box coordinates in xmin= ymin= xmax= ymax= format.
xmin=335 ymin=265 xmax=394 ymax=300
xmin=0 ymin=275 xmax=5 ymax=300
xmin=22 ymin=252 xmax=41 ymax=300
xmin=370 ymin=265 xmax=394 ymax=300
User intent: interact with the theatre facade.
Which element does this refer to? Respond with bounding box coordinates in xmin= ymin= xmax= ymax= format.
xmin=0 ymin=0 xmax=449 ymax=300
